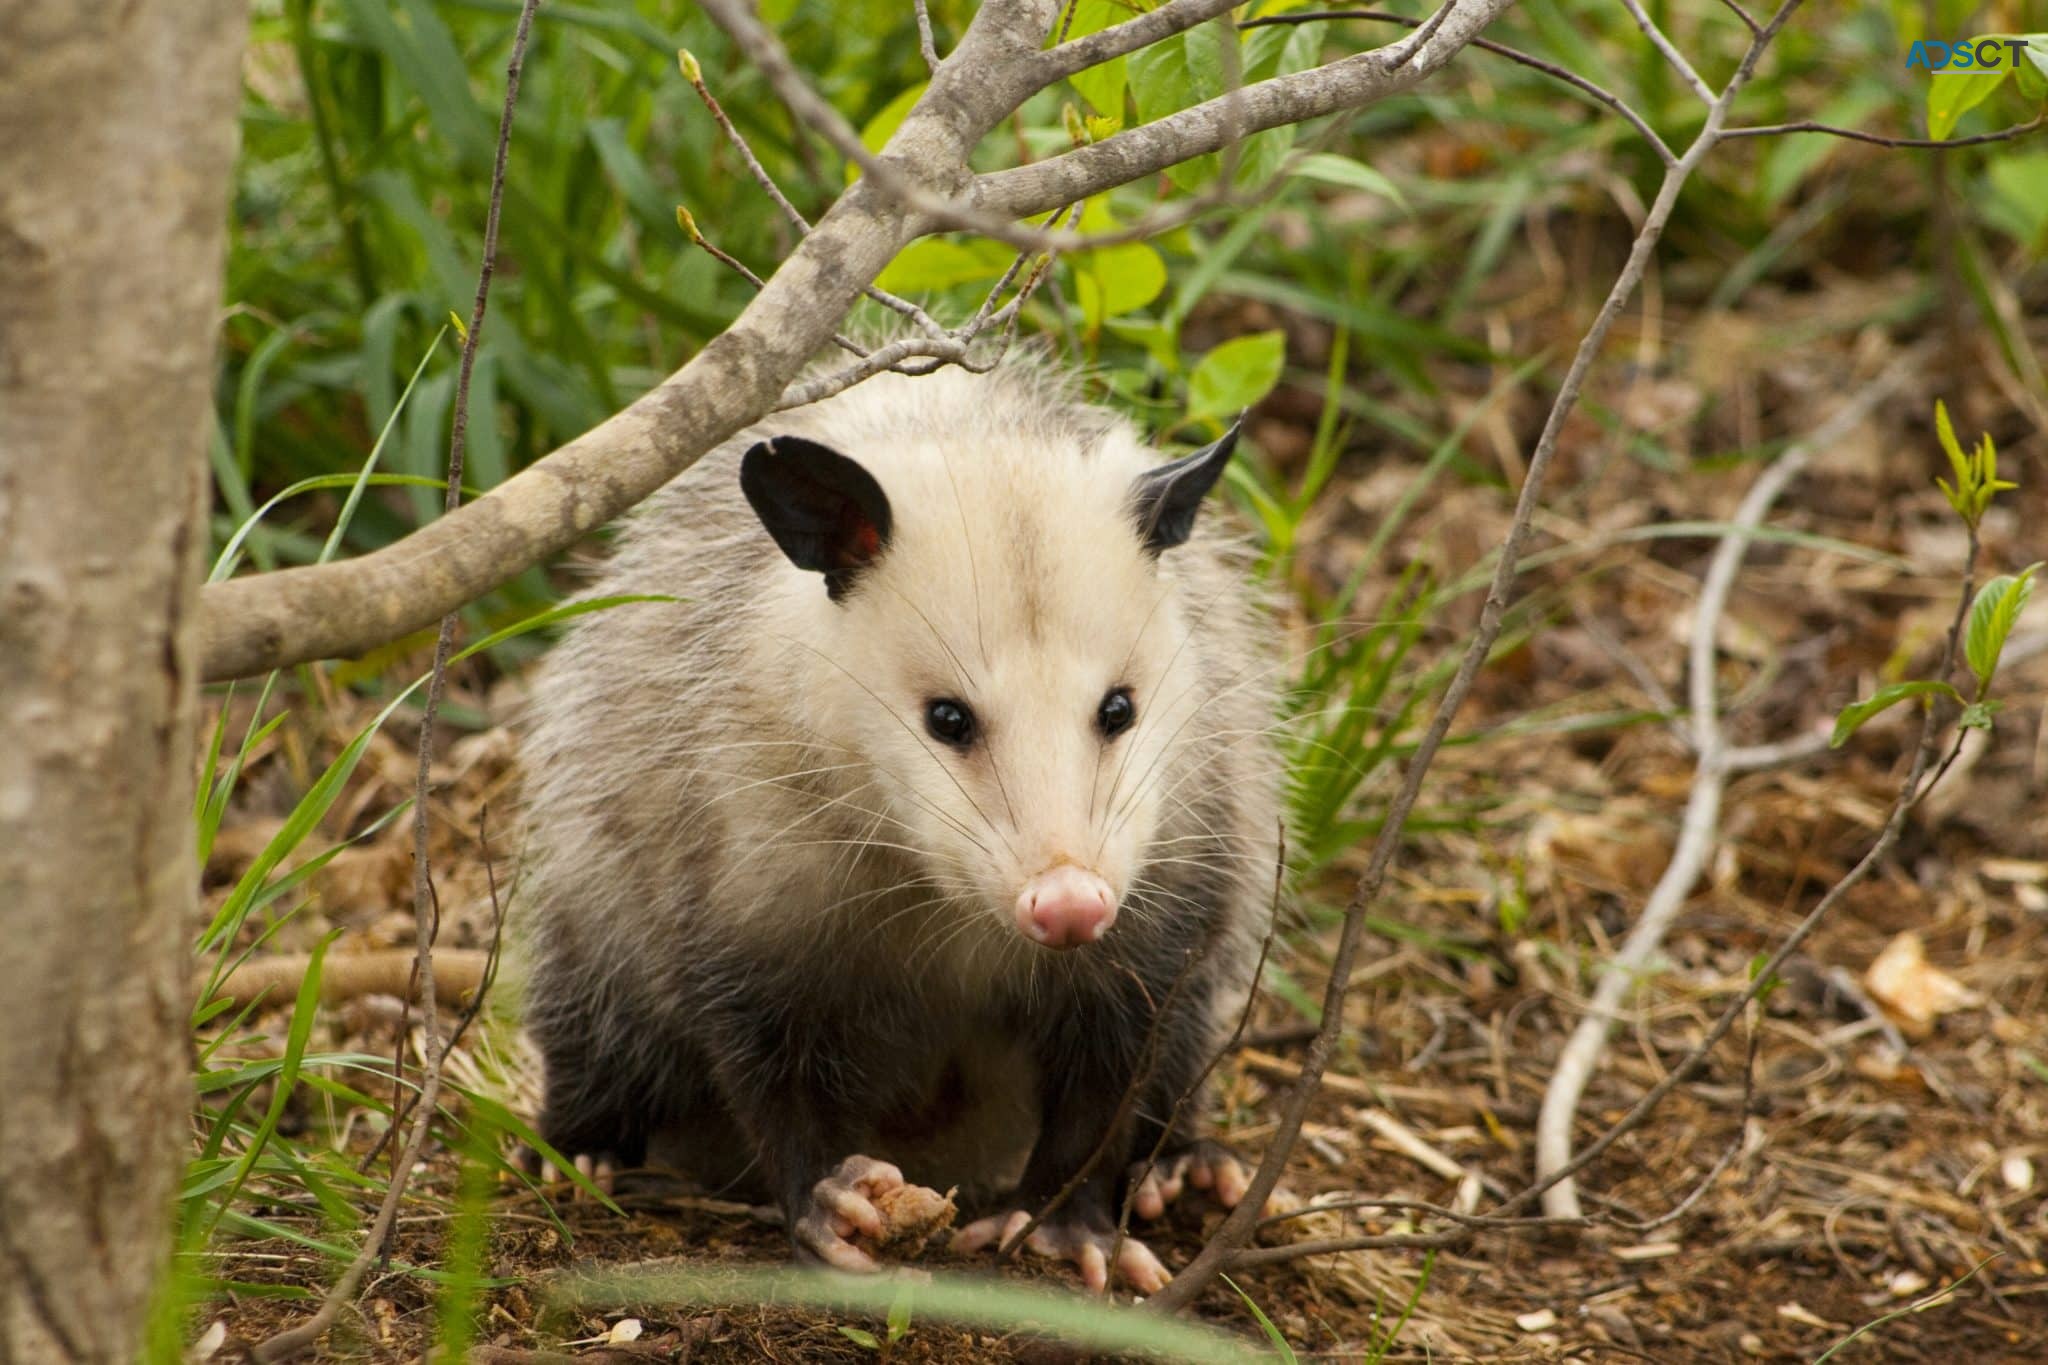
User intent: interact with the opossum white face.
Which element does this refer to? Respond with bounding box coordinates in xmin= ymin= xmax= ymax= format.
xmin=741 ymin=422 xmax=1240 ymax=952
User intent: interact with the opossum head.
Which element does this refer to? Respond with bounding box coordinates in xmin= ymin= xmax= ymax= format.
xmin=740 ymin=417 xmax=1241 ymax=952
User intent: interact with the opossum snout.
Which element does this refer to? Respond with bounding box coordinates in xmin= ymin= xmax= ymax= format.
xmin=1015 ymin=863 xmax=1116 ymax=949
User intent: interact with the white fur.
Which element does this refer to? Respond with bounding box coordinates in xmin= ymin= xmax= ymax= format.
xmin=519 ymin=358 xmax=1281 ymax=1007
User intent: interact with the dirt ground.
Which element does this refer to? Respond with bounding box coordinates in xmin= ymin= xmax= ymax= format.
xmin=192 ymin=230 xmax=2048 ymax=1361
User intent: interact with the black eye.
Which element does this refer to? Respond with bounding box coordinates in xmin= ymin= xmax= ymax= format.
xmin=1097 ymin=687 xmax=1136 ymax=739
xmin=926 ymin=698 xmax=976 ymax=747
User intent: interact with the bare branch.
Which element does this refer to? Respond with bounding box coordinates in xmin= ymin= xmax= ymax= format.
xmin=913 ymin=0 xmax=940 ymax=72
xmin=973 ymin=0 xmax=1515 ymax=223
xmin=199 ymin=1 xmax=1062 ymax=679
xmin=678 ymin=49 xmax=944 ymax=338
xmin=1243 ymin=9 xmax=1678 ymax=167
xmin=1714 ymin=0 xmax=1763 ymax=36
xmin=1148 ymin=0 xmax=1809 ymax=1315
xmin=1027 ymin=0 xmax=1242 ymax=85
xmin=1618 ymin=0 xmax=1716 ymax=103
xmin=1720 ymin=731 xmax=1830 ymax=769
xmin=776 ymin=336 xmax=973 ymax=408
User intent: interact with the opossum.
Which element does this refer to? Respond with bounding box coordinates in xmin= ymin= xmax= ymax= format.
xmin=518 ymin=358 xmax=1283 ymax=1292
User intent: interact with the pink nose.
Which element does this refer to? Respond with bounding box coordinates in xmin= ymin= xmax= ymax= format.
xmin=1015 ymin=864 xmax=1117 ymax=948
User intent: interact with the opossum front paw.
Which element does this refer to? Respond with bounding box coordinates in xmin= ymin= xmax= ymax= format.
xmin=793 ymin=1154 xmax=947 ymax=1273
xmin=950 ymin=1208 xmax=1171 ymax=1296
xmin=1128 ymin=1140 xmax=1251 ymax=1220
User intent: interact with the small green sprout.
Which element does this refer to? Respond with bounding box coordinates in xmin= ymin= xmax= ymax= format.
xmin=1933 ymin=399 xmax=2016 ymax=530
xmin=1832 ymin=401 xmax=2027 ymax=750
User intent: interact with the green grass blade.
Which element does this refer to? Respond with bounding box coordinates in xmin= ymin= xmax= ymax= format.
xmin=566 ymin=1265 xmax=1264 ymax=1363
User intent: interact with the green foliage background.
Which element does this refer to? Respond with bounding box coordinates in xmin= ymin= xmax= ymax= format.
xmin=223 ymin=0 xmax=2047 ymax=594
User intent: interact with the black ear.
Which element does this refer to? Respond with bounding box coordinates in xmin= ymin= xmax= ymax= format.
xmin=740 ymin=435 xmax=893 ymax=600
xmin=1127 ymin=420 xmax=1240 ymax=556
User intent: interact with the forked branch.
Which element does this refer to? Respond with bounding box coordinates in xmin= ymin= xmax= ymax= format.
xmin=197 ymin=0 xmax=1516 ymax=680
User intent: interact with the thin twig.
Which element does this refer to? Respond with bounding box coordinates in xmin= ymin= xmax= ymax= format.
xmin=1148 ymin=0 xmax=1809 ymax=1313
xmin=1613 ymin=1013 xmax=1761 ymax=1236
xmin=674 ymin=207 xmax=874 ymax=361
xmin=776 ymin=337 xmax=973 ymax=409
xmin=1618 ymin=0 xmax=1715 ymax=103
xmin=913 ymin=0 xmax=940 ymax=71
xmin=441 ymin=807 xmax=511 ymax=1063
xmin=706 ymin=0 xmax=1473 ymax=253
xmin=677 ymin=52 xmax=944 ymax=338
xmin=1257 ymin=1196 xmax=1584 ymax=1231
xmin=1241 ymin=9 xmax=1679 ymax=166
xmin=247 ymin=2 xmax=541 ymax=1357
xmin=1718 ymin=114 xmax=2048 ymax=148
xmin=1713 ymin=0 xmax=1763 ymax=36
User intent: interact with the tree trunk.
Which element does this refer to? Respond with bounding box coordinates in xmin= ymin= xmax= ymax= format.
xmin=0 ymin=1 xmax=247 ymax=1360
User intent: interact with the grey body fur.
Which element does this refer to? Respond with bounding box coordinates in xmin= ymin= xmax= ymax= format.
xmin=518 ymin=359 xmax=1282 ymax=1247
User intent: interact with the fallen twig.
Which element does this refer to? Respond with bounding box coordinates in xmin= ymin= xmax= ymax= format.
xmin=200 ymin=948 xmax=491 ymax=1011
xmin=1534 ymin=350 xmax=1917 ymax=1218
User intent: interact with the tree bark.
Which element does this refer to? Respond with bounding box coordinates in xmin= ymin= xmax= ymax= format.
xmin=0 ymin=1 xmax=248 ymax=1360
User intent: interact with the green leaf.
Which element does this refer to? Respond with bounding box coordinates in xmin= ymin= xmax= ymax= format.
xmin=1830 ymin=680 xmax=1963 ymax=748
xmin=1964 ymin=563 xmax=2041 ymax=686
xmin=2017 ymin=36 xmax=2048 ymax=97
xmin=1984 ymin=153 xmax=2048 ymax=250
xmin=1056 ymin=0 xmax=1138 ymax=114
xmin=2018 ymin=51 xmax=2048 ymax=98
xmin=1064 ymin=0 xmax=1130 ymax=115
xmin=212 ymin=329 xmax=449 ymax=581
xmin=1934 ymin=398 xmax=1965 ymax=471
xmin=338 ymin=0 xmax=493 ymax=167
xmin=587 ymin=118 xmax=681 ymax=236
xmin=1128 ymin=23 xmax=1229 ymax=191
xmin=1760 ymin=83 xmax=1890 ymax=207
xmin=1290 ymin=153 xmax=1409 ymax=209
xmin=1187 ymin=330 xmax=1286 ymax=422
xmin=1129 ymin=24 xmax=1211 ymax=125
xmin=874 ymin=237 xmax=1015 ymax=293
xmin=1074 ymin=242 xmax=1168 ymax=329
xmin=886 ymin=1282 xmax=914 ymax=1342
xmin=1926 ymin=67 xmax=2008 ymax=139
xmin=1746 ymin=952 xmax=1784 ymax=1009
xmin=1071 ymin=58 xmax=1125 ymax=118
xmin=836 ymin=1326 xmax=881 ymax=1351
